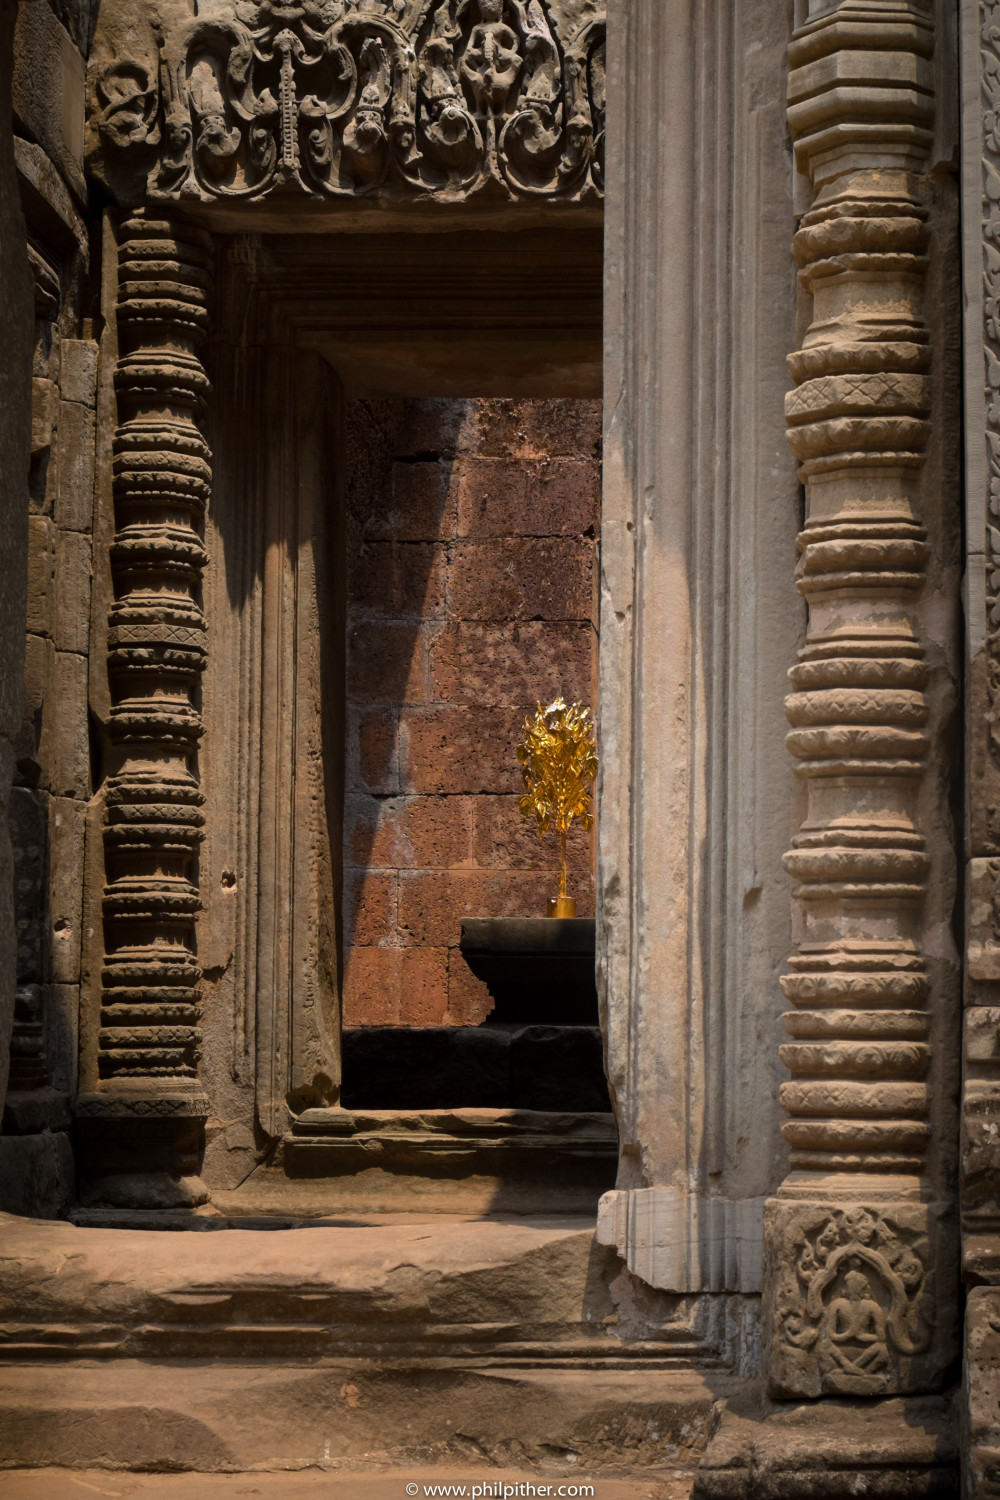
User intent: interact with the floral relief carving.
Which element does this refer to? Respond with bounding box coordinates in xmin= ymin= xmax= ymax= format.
xmin=90 ymin=0 xmax=605 ymax=203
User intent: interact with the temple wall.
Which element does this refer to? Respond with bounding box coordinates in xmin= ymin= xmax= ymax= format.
xmin=0 ymin=0 xmax=34 ymax=1169
xmin=0 ymin=0 xmax=988 ymax=1488
xmin=342 ymin=396 xmax=600 ymax=1027
xmin=0 ymin=0 xmax=92 ymax=1216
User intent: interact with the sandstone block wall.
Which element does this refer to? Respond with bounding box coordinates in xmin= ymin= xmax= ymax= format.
xmin=343 ymin=397 xmax=600 ymax=1027
xmin=1 ymin=0 xmax=92 ymax=1215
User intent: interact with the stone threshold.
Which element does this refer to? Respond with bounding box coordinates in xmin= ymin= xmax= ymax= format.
xmin=0 ymin=1363 xmax=727 ymax=1477
xmin=0 ymin=1211 xmax=716 ymax=1366
xmin=0 ymin=1471 xmax=700 ymax=1500
xmin=691 ymin=1391 xmax=959 ymax=1498
xmin=215 ymin=1110 xmax=619 ymax=1218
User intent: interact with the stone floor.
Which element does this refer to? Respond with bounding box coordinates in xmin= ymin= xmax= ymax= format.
xmin=0 ymin=1471 xmax=696 ymax=1500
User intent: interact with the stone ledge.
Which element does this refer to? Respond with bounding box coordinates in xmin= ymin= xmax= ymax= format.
xmin=0 ymin=1470 xmax=701 ymax=1500
xmin=692 ymin=1391 xmax=958 ymax=1499
xmin=0 ymin=1210 xmax=710 ymax=1365
xmin=0 ymin=1363 xmax=726 ymax=1477
xmin=278 ymin=1108 xmax=617 ymax=1216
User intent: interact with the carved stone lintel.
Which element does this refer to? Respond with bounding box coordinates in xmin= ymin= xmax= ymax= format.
xmin=87 ymin=0 xmax=605 ymax=208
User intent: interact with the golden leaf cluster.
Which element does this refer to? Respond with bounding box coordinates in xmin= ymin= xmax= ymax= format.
xmin=516 ymin=698 xmax=598 ymax=841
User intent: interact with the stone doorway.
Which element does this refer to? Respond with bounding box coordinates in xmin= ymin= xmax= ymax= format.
xmin=129 ymin=226 xmax=613 ymax=1215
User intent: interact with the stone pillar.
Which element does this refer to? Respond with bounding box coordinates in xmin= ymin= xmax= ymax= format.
xmin=76 ymin=213 xmax=212 ymax=1207
xmin=595 ymin=0 xmax=801 ymax=1305
xmin=962 ymin=0 xmax=1000 ymax=1489
xmin=764 ymin=0 xmax=958 ymax=1397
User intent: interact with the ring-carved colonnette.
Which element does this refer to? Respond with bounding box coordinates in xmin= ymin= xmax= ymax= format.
xmin=764 ymin=0 xmax=956 ymax=1398
xmin=75 ymin=216 xmax=213 ymax=1207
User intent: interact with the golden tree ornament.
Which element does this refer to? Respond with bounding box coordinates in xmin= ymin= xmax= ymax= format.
xmin=517 ymin=698 xmax=598 ymax=918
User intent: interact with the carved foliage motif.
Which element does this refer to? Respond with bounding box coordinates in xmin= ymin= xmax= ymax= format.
xmin=779 ymin=2 xmax=935 ymax=1184
xmin=771 ymin=1206 xmax=931 ymax=1398
xmin=99 ymin=216 xmax=211 ymax=1088
xmin=92 ymin=0 xmax=605 ymax=203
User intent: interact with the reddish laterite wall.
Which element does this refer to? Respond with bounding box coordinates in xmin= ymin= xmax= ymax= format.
xmin=342 ymin=397 xmax=601 ymax=1026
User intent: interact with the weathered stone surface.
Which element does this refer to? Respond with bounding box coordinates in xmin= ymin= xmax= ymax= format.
xmin=401 ymin=706 xmax=528 ymax=795
xmin=343 ymin=397 xmax=600 ymax=1026
xmin=47 ymin=796 xmax=85 ymax=984
xmin=0 ymin=1363 xmax=717 ymax=1478
xmin=0 ymin=1211 xmax=623 ymax=1359
xmin=58 ymin=339 xmax=98 ymax=408
xmin=0 ymin=1134 xmax=74 ymax=1218
xmin=693 ymin=1393 xmax=958 ymax=1499
xmin=966 ymin=1286 xmax=1000 ymax=1499
xmin=53 ymin=531 xmax=91 ymax=655
xmin=2 ymin=1086 xmax=71 ymax=1135
xmin=44 ymin=982 xmax=78 ymax=1097
xmin=268 ymin=1106 xmax=617 ymax=1216
xmin=449 ymin=538 xmax=593 ymax=621
xmin=86 ymin=2 xmax=606 ymax=213
xmin=597 ymin=1187 xmax=765 ymax=1298
xmin=429 ymin=622 xmax=593 ymax=708
xmin=456 ymin=457 xmax=600 ymax=537
xmin=41 ymin=651 xmax=88 ymax=799
xmin=24 ymin=516 xmax=55 ymax=638
xmin=0 ymin=1471 xmax=703 ymax=1500
xmin=52 ymin=397 xmax=95 ymax=532
xmin=10 ymin=787 xmax=46 ymax=983
xmin=0 ymin=0 xmax=36 ymax=1115
xmin=763 ymin=1200 xmax=956 ymax=1400
xmin=342 ymin=946 xmax=451 ymax=1027
xmin=12 ymin=0 xmax=86 ymax=202
xmin=347 ymin=621 xmax=430 ymax=703
xmin=347 ymin=793 xmax=474 ymax=870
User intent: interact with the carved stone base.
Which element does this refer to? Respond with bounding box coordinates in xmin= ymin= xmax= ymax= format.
xmin=75 ymin=1094 xmax=209 ymax=1209
xmin=693 ymin=1391 xmax=958 ymax=1499
xmin=763 ymin=1198 xmax=956 ymax=1399
xmin=965 ymin=1287 xmax=1000 ymax=1498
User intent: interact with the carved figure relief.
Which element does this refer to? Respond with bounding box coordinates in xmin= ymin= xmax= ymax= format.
xmin=776 ymin=1208 xmax=930 ymax=1396
xmin=766 ymin=1199 xmax=950 ymax=1399
xmin=89 ymin=0 xmax=605 ymax=203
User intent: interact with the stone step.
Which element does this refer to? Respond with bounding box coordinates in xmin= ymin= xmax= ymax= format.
xmin=269 ymin=1108 xmax=617 ymax=1217
xmin=0 ymin=1211 xmax=718 ymax=1365
xmin=0 ymin=1213 xmax=737 ymax=1476
xmin=0 ymin=1364 xmax=723 ymax=1477
xmin=0 ymin=1469 xmax=698 ymax=1499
